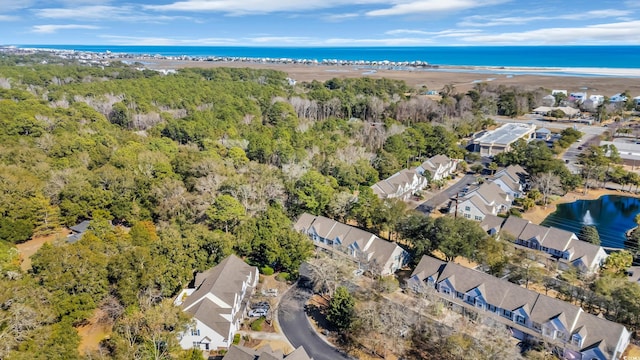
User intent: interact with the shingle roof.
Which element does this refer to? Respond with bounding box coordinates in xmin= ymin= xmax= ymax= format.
xmin=421 ymin=154 xmax=451 ymax=171
xmin=412 ymin=256 xmax=629 ymax=359
xmin=222 ymin=345 xmax=312 ymax=360
xmin=182 ymin=255 xmax=257 ymax=339
xmin=500 ymin=216 xmax=530 ymax=239
xmin=372 ymin=169 xmax=421 ymax=198
xmin=480 ymin=215 xmax=506 ymax=233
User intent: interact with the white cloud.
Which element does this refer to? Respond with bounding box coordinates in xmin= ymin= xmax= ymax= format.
xmin=248 ymin=36 xmax=316 ymax=44
xmin=35 ymin=5 xmax=189 ymax=22
xmin=385 ymin=28 xmax=481 ymax=37
xmin=145 ymin=0 xmax=386 ymax=15
xmin=0 ymin=0 xmax=34 ymax=11
xmin=0 ymin=14 xmax=19 ymax=21
xmin=325 ymin=12 xmax=360 ymax=21
xmin=460 ymin=20 xmax=640 ymax=44
xmin=32 ymin=24 xmax=100 ymax=34
xmin=460 ymin=9 xmax=634 ymax=27
xmin=366 ymin=0 xmax=508 ymax=17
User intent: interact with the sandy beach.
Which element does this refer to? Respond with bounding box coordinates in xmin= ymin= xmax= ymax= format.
xmin=142 ymin=59 xmax=640 ymax=95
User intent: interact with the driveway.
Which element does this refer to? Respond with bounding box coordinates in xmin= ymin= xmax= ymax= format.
xmin=278 ymin=285 xmax=353 ymax=360
xmin=416 ymin=174 xmax=476 ymax=214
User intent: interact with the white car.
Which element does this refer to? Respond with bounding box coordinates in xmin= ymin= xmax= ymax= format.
xmin=248 ymin=308 xmax=268 ymax=317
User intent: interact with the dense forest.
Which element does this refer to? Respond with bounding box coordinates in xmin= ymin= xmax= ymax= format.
xmin=0 ymin=53 xmax=595 ymax=359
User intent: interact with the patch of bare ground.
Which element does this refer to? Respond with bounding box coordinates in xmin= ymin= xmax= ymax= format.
xmin=76 ymin=309 xmax=112 ymax=355
xmin=15 ymin=228 xmax=70 ymax=271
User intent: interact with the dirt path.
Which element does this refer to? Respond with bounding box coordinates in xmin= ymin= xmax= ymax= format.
xmin=77 ymin=309 xmax=111 ymax=355
xmin=15 ymin=229 xmax=69 ymax=271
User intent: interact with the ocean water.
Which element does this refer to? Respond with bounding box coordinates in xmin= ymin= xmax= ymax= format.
xmin=20 ymin=45 xmax=640 ymax=69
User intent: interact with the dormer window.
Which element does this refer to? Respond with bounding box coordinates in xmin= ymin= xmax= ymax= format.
xmin=571 ymin=334 xmax=582 ymax=346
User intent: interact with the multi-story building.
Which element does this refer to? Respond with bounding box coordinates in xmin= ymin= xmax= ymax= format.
xmin=407 ymin=256 xmax=631 ymax=360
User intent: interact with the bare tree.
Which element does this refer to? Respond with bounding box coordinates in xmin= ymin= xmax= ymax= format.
xmin=533 ymin=172 xmax=562 ymax=205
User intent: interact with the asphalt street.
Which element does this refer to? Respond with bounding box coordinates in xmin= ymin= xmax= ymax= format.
xmin=278 ymin=285 xmax=353 ymax=360
xmin=416 ymin=173 xmax=476 ymax=214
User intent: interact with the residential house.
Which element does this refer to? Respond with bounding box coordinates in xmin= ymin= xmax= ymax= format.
xmin=471 ymin=123 xmax=536 ymax=156
xmin=535 ymin=127 xmax=552 ymax=141
xmin=452 ymin=182 xmax=512 ymax=221
xmin=417 ymin=154 xmax=458 ymax=181
xmin=294 ymin=213 xmax=410 ymax=276
xmin=609 ymin=93 xmax=628 ymax=103
xmin=222 ymin=345 xmax=312 ymax=360
xmin=569 ymin=92 xmax=587 ymax=104
xmin=541 ymin=94 xmax=556 ymax=107
xmin=175 ymin=255 xmax=259 ymax=351
xmin=500 ymin=217 xmax=607 ymax=273
xmin=407 ymin=256 xmax=631 ymax=360
xmin=479 ymin=214 xmax=506 ymax=236
xmin=67 ymin=220 xmax=91 ymax=243
xmin=491 ymin=164 xmax=529 ymax=198
xmin=551 ymin=89 xmax=568 ymax=96
xmin=371 ymin=168 xmax=428 ymax=200
xmin=532 ymin=106 xmax=581 ymax=119
xmin=634 ymin=96 xmax=640 ymax=107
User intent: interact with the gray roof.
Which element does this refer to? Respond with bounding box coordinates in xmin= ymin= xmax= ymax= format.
xmin=371 ymin=168 xmax=420 ymax=198
xmin=223 ymin=345 xmax=312 ymax=360
xmin=67 ymin=220 xmax=91 ymax=243
xmin=413 ymin=256 xmax=629 ymax=358
xmin=500 ymin=217 xmax=530 ymax=239
xmin=294 ymin=214 xmax=407 ymax=273
xmin=182 ymin=255 xmax=257 ymax=337
xmin=420 ymin=154 xmax=452 ymax=171
xmin=480 ymin=215 xmax=506 ymax=233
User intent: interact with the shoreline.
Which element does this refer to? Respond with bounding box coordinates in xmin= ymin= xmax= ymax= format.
xmin=7 ymin=46 xmax=640 ymax=79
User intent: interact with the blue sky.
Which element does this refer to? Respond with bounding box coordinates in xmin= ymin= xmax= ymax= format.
xmin=1 ymin=0 xmax=640 ymax=46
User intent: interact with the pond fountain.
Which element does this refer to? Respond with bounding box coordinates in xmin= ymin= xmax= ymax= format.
xmin=541 ymin=195 xmax=640 ymax=249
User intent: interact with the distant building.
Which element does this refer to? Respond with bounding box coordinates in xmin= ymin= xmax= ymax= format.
xmin=541 ymin=94 xmax=556 ymax=107
xmin=535 ymin=127 xmax=552 ymax=140
xmin=589 ymin=95 xmax=605 ymax=105
xmin=532 ymin=106 xmax=581 ymax=119
xmin=610 ymin=93 xmax=628 ymax=103
xmin=471 ymin=123 xmax=536 ymax=156
xmin=67 ymin=220 xmax=91 ymax=243
xmin=569 ymin=92 xmax=587 ymax=104
xmin=600 ymin=141 xmax=640 ymax=167
xmin=551 ymin=89 xmax=568 ymax=96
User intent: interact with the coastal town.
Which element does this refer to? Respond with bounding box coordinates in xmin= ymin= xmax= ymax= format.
xmin=2 ymin=45 xmax=640 ymax=360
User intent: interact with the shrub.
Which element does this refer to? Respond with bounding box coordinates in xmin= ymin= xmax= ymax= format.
xmin=276 ymin=272 xmax=290 ymax=282
xmin=260 ymin=266 xmax=274 ymax=275
xmin=233 ymin=333 xmax=241 ymax=345
xmin=251 ymin=317 xmax=265 ymax=331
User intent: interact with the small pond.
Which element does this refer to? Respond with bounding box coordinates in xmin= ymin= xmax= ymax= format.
xmin=541 ymin=195 xmax=640 ymax=249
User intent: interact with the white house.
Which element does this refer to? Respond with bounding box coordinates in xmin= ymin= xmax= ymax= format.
xmin=610 ymin=93 xmax=628 ymax=103
xmin=417 ymin=154 xmax=458 ymax=181
xmin=589 ymin=95 xmax=605 ymax=105
xmin=371 ymin=168 xmax=428 ymax=200
xmin=569 ymin=92 xmax=587 ymax=104
xmin=551 ymin=89 xmax=568 ymax=96
xmin=541 ymin=94 xmax=556 ymax=107
xmin=175 ymin=255 xmax=259 ymax=351
xmin=453 ymin=182 xmax=512 ymax=221
xmin=407 ymin=256 xmax=631 ymax=360
xmin=492 ymin=164 xmax=528 ymax=198
xmin=471 ymin=123 xmax=536 ymax=156
xmin=294 ymin=213 xmax=410 ymax=276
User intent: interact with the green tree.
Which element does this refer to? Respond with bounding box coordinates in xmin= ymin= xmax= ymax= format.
xmin=327 ymin=286 xmax=355 ymax=331
xmin=602 ymin=250 xmax=633 ymax=277
xmin=206 ymin=194 xmax=245 ymax=233
xmin=578 ymin=225 xmax=601 ymax=245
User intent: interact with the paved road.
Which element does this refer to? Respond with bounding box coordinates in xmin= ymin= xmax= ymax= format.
xmin=416 ymin=173 xmax=476 ymax=214
xmin=278 ymin=285 xmax=353 ymax=360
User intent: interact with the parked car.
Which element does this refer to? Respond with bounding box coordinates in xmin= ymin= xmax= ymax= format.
xmin=251 ymin=301 xmax=270 ymax=310
xmin=248 ymin=308 xmax=268 ymax=317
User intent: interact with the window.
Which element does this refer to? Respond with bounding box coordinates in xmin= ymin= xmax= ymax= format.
xmin=193 ymin=342 xmax=200 ymax=349
xmin=190 ymin=328 xmax=200 ymax=336
xmin=475 ymin=299 xmax=484 ymax=309
xmin=488 ymin=304 xmax=496 ymax=312
xmin=475 ymin=216 xmax=483 ymax=221
xmin=441 ymin=287 xmax=451 ymax=295
xmin=532 ymin=322 xmax=542 ymax=332
xmin=464 ymin=213 xmax=471 ymax=219
xmin=465 ymin=206 xmax=471 ymax=211
xmin=515 ymin=315 xmax=526 ymax=325
xmin=503 ymin=310 xmax=512 ymax=319
xmin=456 ymin=291 xmax=464 ymax=299
xmin=572 ymin=334 xmax=581 ymax=346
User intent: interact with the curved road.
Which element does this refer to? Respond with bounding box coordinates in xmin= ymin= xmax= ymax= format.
xmin=278 ymin=285 xmax=352 ymax=360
